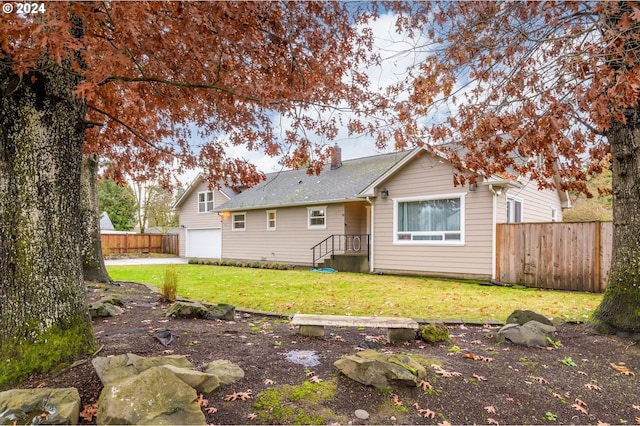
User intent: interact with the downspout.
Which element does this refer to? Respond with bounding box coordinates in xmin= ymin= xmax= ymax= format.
xmin=365 ymin=196 xmax=374 ymax=273
xmin=488 ymin=185 xmax=499 ymax=280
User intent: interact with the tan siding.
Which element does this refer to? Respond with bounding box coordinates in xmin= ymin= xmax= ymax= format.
xmin=372 ymin=155 xmax=494 ymax=278
xmin=221 ymin=203 xmax=347 ymax=265
xmin=504 ymin=179 xmax=564 ymax=223
xmin=177 ymin=181 xmax=229 ymax=256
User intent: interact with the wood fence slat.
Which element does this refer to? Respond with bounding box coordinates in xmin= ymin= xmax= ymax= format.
xmin=496 ymin=222 xmax=611 ymax=293
xmin=101 ymin=234 xmax=178 ymax=256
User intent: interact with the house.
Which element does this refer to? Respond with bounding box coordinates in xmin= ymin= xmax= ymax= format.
xmin=172 ymin=174 xmax=237 ymax=258
xmin=177 ymin=146 xmax=570 ymax=280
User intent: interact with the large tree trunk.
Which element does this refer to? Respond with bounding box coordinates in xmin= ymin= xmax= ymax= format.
xmin=593 ymin=107 xmax=640 ymax=333
xmin=80 ymin=154 xmax=112 ymax=283
xmin=0 ymin=60 xmax=96 ymax=386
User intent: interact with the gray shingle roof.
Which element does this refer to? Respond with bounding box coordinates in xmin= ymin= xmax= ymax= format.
xmin=215 ymin=150 xmax=413 ymax=212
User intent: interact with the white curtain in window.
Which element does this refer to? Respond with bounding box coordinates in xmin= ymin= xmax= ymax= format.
xmin=398 ymin=199 xmax=460 ymax=232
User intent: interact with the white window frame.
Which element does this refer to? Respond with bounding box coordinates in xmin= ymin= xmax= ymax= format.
xmin=197 ymin=191 xmax=214 ymax=213
xmin=551 ymin=207 xmax=559 ymax=222
xmin=307 ymin=206 xmax=327 ymax=230
xmin=232 ymin=212 xmax=246 ymax=231
xmin=506 ymin=196 xmax=523 ymax=223
xmin=266 ymin=210 xmax=277 ymax=230
xmin=393 ymin=193 xmax=466 ymax=246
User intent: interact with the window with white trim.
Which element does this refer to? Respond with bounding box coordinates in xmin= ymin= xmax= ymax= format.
xmin=551 ymin=207 xmax=559 ymax=222
xmin=307 ymin=206 xmax=327 ymax=229
xmin=394 ymin=194 xmax=465 ymax=244
xmin=198 ymin=191 xmax=214 ymax=213
xmin=506 ymin=197 xmax=522 ymax=223
xmin=232 ymin=212 xmax=246 ymax=231
xmin=266 ymin=210 xmax=277 ymax=230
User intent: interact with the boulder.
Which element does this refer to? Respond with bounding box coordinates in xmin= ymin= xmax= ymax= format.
xmin=506 ymin=309 xmax=553 ymax=326
xmin=96 ymin=366 xmax=206 ymax=425
xmin=158 ymin=364 xmax=221 ymax=393
xmin=92 ymin=353 xmax=194 ymax=385
xmin=89 ymin=301 xmax=125 ymax=318
xmin=334 ymin=350 xmax=426 ymax=389
xmin=496 ymin=320 xmax=557 ymax=347
xmin=165 ymin=300 xmax=235 ymax=320
xmin=0 ymin=387 xmax=80 ymax=425
xmin=205 ymin=359 xmax=245 ymax=384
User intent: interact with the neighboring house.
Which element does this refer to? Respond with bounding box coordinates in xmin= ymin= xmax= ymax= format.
xmin=177 ymin=146 xmax=570 ymax=280
xmin=100 ymin=211 xmax=115 ymax=231
xmin=172 ymin=174 xmax=237 ymax=258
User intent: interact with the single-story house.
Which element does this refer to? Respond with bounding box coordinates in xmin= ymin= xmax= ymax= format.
xmin=176 ymin=146 xmax=570 ymax=280
xmin=172 ymin=174 xmax=237 ymax=258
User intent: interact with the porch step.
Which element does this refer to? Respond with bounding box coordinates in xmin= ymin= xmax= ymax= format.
xmin=321 ymin=254 xmax=369 ymax=273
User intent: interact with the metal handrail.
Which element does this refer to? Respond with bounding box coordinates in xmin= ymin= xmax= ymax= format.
xmin=311 ymin=234 xmax=370 ymax=268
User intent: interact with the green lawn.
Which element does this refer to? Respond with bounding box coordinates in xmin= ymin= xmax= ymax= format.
xmin=107 ymin=264 xmax=603 ymax=322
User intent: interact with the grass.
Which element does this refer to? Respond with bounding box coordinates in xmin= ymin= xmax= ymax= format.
xmin=106 ymin=264 xmax=603 ymax=322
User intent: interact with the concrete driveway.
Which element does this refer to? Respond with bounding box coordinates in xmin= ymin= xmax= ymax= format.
xmin=104 ymin=257 xmax=189 ymax=266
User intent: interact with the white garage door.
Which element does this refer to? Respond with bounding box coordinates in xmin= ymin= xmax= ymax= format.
xmin=186 ymin=228 xmax=221 ymax=259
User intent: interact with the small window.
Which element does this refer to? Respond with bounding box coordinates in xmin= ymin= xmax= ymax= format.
xmin=551 ymin=208 xmax=559 ymax=222
xmin=267 ymin=210 xmax=277 ymax=230
xmin=198 ymin=191 xmax=214 ymax=213
xmin=232 ymin=212 xmax=246 ymax=231
xmin=506 ymin=197 xmax=522 ymax=223
xmin=308 ymin=206 xmax=327 ymax=229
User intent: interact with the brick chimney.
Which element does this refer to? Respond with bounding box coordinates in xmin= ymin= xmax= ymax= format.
xmin=330 ymin=144 xmax=342 ymax=169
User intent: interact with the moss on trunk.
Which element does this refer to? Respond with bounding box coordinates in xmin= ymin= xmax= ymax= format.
xmin=0 ymin=58 xmax=97 ymax=386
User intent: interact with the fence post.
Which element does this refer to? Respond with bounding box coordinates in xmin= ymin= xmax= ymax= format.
xmin=594 ymin=221 xmax=601 ymax=293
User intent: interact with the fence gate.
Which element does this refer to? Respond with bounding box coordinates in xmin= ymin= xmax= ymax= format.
xmin=496 ymin=221 xmax=612 ymax=293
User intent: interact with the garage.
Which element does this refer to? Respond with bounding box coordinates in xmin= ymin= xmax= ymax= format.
xmin=186 ymin=228 xmax=221 ymax=259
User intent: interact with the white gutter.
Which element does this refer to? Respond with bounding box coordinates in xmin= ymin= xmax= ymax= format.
xmin=488 ymin=184 xmax=502 ymax=280
xmin=365 ymin=196 xmax=374 ymax=273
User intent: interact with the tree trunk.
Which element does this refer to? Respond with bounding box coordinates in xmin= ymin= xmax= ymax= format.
xmin=593 ymin=107 xmax=640 ymax=333
xmin=80 ymin=154 xmax=112 ymax=283
xmin=0 ymin=60 xmax=96 ymax=386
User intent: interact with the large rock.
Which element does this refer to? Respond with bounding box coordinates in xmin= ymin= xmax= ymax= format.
xmin=496 ymin=321 xmax=557 ymax=347
xmin=334 ymin=350 xmax=426 ymax=389
xmin=0 ymin=387 xmax=80 ymax=425
xmin=506 ymin=309 xmax=553 ymax=326
xmin=159 ymin=364 xmax=221 ymax=393
xmin=205 ymin=359 xmax=245 ymax=384
xmin=92 ymin=353 xmax=194 ymax=385
xmin=89 ymin=301 xmax=125 ymax=318
xmin=165 ymin=300 xmax=235 ymax=320
xmin=96 ymin=366 xmax=206 ymax=425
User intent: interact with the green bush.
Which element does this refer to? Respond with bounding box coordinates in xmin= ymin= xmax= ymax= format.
xmin=161 ymin=267 xmax=178 ymax=302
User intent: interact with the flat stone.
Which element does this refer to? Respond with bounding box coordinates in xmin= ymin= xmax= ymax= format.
xmin=355 ymin=409 xmax=370 ymax=420
xmin=92 ymin=353 xmax=194 ymax=385
xmin=0 ymin=388 xmax=80 ymax=425
xmin=334 ymin=350 xmax=426 ymax=389
xmin=204 ymin=360 xmax=245 ymax=385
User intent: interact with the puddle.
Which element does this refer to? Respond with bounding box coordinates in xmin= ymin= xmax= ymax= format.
xmin=284 ymin=350 xmax=321 ymax=367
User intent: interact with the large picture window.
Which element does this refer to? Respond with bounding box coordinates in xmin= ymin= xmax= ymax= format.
xmin=394 ymin=194 xmax=465 ymax=244
xmin=198 ymin=191 xmax=214 ymax=213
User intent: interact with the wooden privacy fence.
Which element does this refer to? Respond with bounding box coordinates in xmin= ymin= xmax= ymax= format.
xmin=496 ymin=221 xmax=612 ymax=293
xmin=101 ymin=233 xmax=179 ymax=255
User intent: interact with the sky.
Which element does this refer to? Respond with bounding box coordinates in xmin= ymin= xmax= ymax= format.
xmin=180 ymin=10 xmax=428 ymax=184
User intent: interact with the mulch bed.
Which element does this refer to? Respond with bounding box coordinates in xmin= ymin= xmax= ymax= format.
xmin=17 ymin=281 xmax=640 ymax=425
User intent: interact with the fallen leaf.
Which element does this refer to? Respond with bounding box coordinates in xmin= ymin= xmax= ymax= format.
xmin=225 ymin=390 xmax=252 ymax=402
xmin=36 ymin=382 xmax=46 ymax=389
xmin=263 ymin=379 xmax=274 ymax=385
xmin=636 ymin=417 xmax=640 ymax=425
xmin=197 ymin=394 xmax=208 ymax=407
xmin=611 ymin=362 xmax=635 ymax=376
xmin=308 ymin=375 xmax=323 ymax=383
xmin=634 ymin=404 xmax=640 ymax=411
xmin=462 ymin=353 xmax=494 ymax=362
xmin=247 ymin=413 xmax=257 ymax=420
xmin=419 ymin=380 xmax=433 ymax=391
xmin=420 ymin=408 xmax=436 ymax=419
xmin=585 ymin=382 xmax=601 ymax=391
xmin=597 ymin=422 xmax=610 ymax=426
xmin=473 ymin=374 xmax=487 ymax=381
xmin=575 ymin=398 xmax=588 ymax=408
xmin=205 ymin=407 xmax=218 ymax=414
xmin=531 ymin=376 xmax=549 ymax=384
xmin=487 ymin=418 xmax=499 ymax=425
xmin=392 ymin=394 xmax=403 ymax=406
xmin=79 ymin=403 xmax=98 ymax=422
xmin=484 ymin=406 xmax=497 ymax=414
xmin=572 ymin=403 xmax=588 ymax=414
